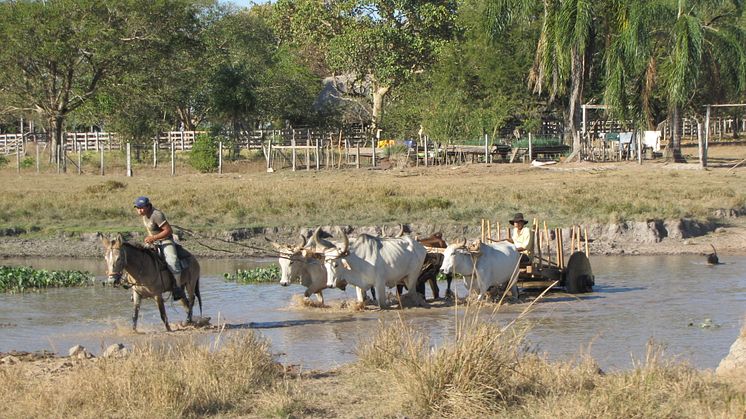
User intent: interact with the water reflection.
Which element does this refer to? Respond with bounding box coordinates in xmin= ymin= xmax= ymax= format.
xmin=0 ymin=255 xmax=744 ymax=371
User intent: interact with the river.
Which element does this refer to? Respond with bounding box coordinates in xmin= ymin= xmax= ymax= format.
xmin=0 ymin=255 xmax=743 ymax=371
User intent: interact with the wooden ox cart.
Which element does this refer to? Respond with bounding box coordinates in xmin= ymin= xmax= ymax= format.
xmin=480 ymin=219 xmax=594 ymax=294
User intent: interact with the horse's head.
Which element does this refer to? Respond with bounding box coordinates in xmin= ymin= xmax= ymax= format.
xmin=100 ymin=233 xmax=126 ymax=287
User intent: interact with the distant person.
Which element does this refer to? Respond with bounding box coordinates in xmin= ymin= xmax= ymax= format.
xmin=133 ymin=196 xmax=185 ymax=300
xmin=506 ymin=213 xmax=532 ymax=265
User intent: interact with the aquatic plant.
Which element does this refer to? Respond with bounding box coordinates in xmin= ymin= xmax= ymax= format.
xmin=223 ymin=264 xmax=280 ymax=284
xmin=0 ymin=265 xmax=94 ymax=293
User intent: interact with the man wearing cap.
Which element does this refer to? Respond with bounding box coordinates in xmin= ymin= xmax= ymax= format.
xmin=133 ymin=196 xmax=185 ymax=300
xmin=507 ymin=213 xmax=532 ymax=264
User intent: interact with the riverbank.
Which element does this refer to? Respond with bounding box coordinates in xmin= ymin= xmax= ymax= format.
xmin=1 ymin=319 xmax=744 ymax=418
xmin=1 ymin=217 xmax=745 ymax=260
xmin=2 ymin=151 xmax=746 ymax=260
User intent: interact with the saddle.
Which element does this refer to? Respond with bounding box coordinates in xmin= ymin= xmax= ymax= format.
xmin=153 ymin=242 xmax=192 ymax=271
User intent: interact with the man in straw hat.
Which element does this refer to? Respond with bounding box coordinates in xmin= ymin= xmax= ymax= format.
xmin=506 ymin=213 xmax=532 ymax=264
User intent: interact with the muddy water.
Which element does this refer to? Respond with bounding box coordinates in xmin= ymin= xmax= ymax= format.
xmin=0 ymin=255 xmax=744 ymax=371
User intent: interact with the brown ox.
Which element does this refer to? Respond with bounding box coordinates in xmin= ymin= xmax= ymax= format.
xmin=415 ymin=232 xmax=453 ymax=299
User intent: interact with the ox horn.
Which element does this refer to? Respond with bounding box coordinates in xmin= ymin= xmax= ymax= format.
xmin=395 ymin=223 xmax=405 ymax=238
xmin=453 ymin=237 xmax=466 ymax=248
xmin=338 ymin=228 xmax=349 ymax=255
xmin=296 ymin=234 xmax=307 ymax=249
xmin=311 ymin=227 xmax=322 ymax=245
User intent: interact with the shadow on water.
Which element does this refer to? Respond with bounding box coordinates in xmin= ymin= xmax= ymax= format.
xmin=591 ymin=285 xmax=647 ymax=293
xmin=224 ymin=317 xmax=377 ymax=330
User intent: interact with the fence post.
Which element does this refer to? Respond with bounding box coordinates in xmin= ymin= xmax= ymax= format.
xmin=100 ymin=147 xmax=104 ymax=176
xmin=291 ymin=130 xmax=297 ymax=171
xmin=424 ymin=136 xmax=429 ymax=167
xmin=528 ymin=133 xmax=533 ymax=163
xmin=16 ymin=142 xmax=20 ymax=173
xmin=126 ymin=142 xmax=132 ymax=177
xmin=218 ymin=141 xmax=223 ymax=174
xmin=78 ymin=149 xmax=82 ymax=175
xmin=306 ymin=137 xmax=310 ymax=170
xmin=36 ymin=141 xmax=40 ymax=174
xmin=153 ymin=140 xmax=158 ymax=168
xmin=170 ymin=141 xmax=175 ymax=176
xmin=315 ymin=136 xmax=320 ymax=171
xmin=356 ymin=142 xmax=360 ymax=169
xmin=484 ymin=131 xmax=489 ymax=163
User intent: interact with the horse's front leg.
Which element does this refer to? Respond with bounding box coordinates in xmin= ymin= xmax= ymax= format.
xmin=132 ymin=291 xmax=142 ymax=331
xmin=154 ymin=294 xmax=172 ymax=332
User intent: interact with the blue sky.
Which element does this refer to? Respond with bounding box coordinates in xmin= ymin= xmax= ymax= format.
xmin=220 ymin=0 xmax=263 ymax=8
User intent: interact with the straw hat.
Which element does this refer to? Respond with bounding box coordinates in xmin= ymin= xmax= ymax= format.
xmin=509 ymin=213 xmax=527 ymax=225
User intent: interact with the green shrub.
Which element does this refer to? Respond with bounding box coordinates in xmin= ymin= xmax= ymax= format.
xmin=0 ymin=155 xmax=8 ymax=168
xmin=20 ymin=157 xmax=34 ymax=169
xmin=85 ymin=180 xmax=127 ymax=194
xmin=189 ymin=134 xmax=219 ymax=173
xmin=0 ymin=266 xmax=93 ymax=293
xmin=224 ymin=264 xmax=280 ymax=283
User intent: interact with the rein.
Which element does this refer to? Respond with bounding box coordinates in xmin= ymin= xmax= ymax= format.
xmin=173 ymin=224 xmax=278 ymax=255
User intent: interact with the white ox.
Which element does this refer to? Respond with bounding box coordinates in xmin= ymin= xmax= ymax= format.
xmin=271 ymin=233 xmax=367 ymax=304
xmin=440 ymin=239 xmax=521 ymax=300
xmin=317 ymin=229 xmax=427 ymax=308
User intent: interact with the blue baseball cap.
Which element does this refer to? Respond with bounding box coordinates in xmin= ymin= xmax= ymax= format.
xmin=133 ymin=196 xmax=151 ymax=208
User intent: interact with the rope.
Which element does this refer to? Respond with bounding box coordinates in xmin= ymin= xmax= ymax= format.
xmin=172 ymin=224 xmax=278 ymax=255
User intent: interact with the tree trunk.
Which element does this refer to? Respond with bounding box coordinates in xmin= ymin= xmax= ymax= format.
xmin=664 ymin=105 xmax=685 ymax=162
xmin=48 ymin=115 xmax=65 ymax=169
xmin=371 ymin=84 xmax=390 ymax=132
xmin=568 ymin=46 xmax=584 ymax=153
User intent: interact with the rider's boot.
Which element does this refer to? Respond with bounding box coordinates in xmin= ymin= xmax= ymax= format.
xmin=171 ymin=273 xmax=186 ymax=301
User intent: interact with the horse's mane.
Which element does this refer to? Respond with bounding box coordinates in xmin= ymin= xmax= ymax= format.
xmin=123 ymin=241 xmax=161 ymax=258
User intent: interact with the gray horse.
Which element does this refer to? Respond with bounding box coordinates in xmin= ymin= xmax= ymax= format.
xmin=100 ymin=233 xmax=202 ymax=331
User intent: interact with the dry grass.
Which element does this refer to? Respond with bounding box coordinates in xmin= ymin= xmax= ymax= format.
xmin=1 ymin=313 xmax=744 ymax=418
xmin=0 ymin=332 xmax=281 ymax=418
xmin=350 ymin=305 xmax=746 ymax=418
xmin=2 ymin=150 xmax=746 ymax=235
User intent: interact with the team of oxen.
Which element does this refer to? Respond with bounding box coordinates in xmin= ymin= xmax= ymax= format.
xmin=269 ymin=227 xmax=523 ymax=308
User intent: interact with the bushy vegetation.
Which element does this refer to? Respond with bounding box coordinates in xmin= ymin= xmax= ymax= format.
xmin=0 ymin=155 xmax=8 ymax=168
xmin=0 ymin=314 xmax=742 ymax=418
xmin=188 ymin=135 xmax=219 ymax=173
xmin=224 ymin=264 xmax=280 ymax=283
xmin=354 ymin=316 xmax=746 ymax=418
xmin=0 ymin=333 xmax=292 ymax=418
xmin=0 ymin=266 xmax=93 ymax=293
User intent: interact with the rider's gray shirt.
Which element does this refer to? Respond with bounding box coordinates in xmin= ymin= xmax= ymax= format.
xmin=142 ymin=208 xmax=174 ymax=244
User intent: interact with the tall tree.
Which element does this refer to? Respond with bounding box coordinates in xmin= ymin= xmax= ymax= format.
xmin=604 ymin=0 xmax=746 ymax=160
xmin=272 ymin=0 xmax=458 ymax=132
xmin=487 ymin=0 xmax=601 ymax=152
xmin=0 ymin=0 xmax=210 ymax=165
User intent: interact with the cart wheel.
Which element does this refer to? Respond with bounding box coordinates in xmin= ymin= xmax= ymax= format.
xmin=564 ymin=251 xmax=594 ymax=293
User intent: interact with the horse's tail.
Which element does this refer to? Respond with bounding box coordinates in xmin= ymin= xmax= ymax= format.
xmin=195 ymin=277 xmax=203 ymax=317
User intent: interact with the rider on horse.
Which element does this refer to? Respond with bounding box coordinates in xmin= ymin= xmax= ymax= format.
xmin=134 ymin=196 xmax=186 ymax=301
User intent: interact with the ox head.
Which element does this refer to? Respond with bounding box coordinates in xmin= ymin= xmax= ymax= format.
xmin=100 ymin=233 xmax=126 ymax=286
xmin=268 ymin=235 xmax=307 ymax=286
xmin=313 ymin=227 xmax=350 ymax=288
xmin=440 ymin=237 xmax=468 ymax=275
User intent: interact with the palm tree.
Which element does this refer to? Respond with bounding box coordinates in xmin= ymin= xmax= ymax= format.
xmin=604 ymin=0 xmax=746 ymax=161
xmin=486 ymin=0 xmax=599 ymax=153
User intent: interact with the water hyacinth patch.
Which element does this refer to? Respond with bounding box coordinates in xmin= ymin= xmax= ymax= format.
xmin=0 ymin=266 xmax=94 ymax=293
xmin=224 ymin=264 xmax=280 ymax=284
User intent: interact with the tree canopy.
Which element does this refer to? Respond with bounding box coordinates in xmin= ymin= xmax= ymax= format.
xmin=0 ymin=0 xmax=744 ymax=151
